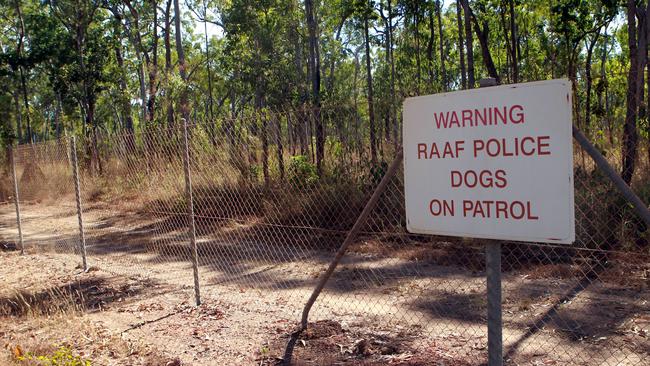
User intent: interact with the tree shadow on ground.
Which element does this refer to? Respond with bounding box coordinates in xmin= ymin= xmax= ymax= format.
xmin=0 ymin=275 xmax=153 ymax=317
xmin=4 ymin=201 xmax=649 ymax=364
xmin=503 ymin=263 xmax=650 ymax=362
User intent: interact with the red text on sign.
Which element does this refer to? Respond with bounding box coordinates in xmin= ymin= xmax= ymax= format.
xmin=472 ymin=136 xmax=551 ymax=158
xmin=451 ymin=169 xmax=507 ymax=188
xmin=462 ymin=200 xmax=539 ymax=220
xmin=417 ymin=140 xmax=465 ymax=159
xmin=433 ymin=105 xmax=525 ymax=129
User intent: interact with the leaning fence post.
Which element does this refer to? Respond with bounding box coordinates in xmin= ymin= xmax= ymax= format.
xmin=572 ymin=125 xmax=650 ymax=226
xmin=282 ymin=149 xmax=404 ymax=364
xmin=182 ymin=119 xmax=201 ymax=306
xmin=9 ymin=146 xmax=24 ymax=255
xmin=70 ymin=136 xmax=88 ymax=271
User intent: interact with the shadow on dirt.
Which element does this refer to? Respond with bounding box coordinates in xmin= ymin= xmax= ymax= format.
xmin=0 ymin=275 xmax=151 ymax=317
xmin=3 ymin=199 xmax=649 ymax=363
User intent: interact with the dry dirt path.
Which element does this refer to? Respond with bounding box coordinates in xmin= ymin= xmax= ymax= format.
xmin=1 ymin=202 xmax=648 ymax=365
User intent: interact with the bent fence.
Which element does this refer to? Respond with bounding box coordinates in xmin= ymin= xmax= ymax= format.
xmin=1 ymin=108 xmax=649 ymax=365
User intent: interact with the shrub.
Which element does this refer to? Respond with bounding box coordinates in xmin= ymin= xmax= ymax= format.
xmin=14 ymin=345 xmax=91 ymax=366
xmin=288 ymin=155 xmax=318 ymax=188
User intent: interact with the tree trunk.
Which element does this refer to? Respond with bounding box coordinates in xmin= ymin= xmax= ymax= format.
xmin=124 ymin=0 xmax=149 ymax=126
xmin=202 ymin=0 xmax=215 ymax=142
xmin=261 ymin=111 xmax=269 ymax=187
xmin=427 ymin=3 xmax=436 ymax=89
xmin=388 ymin=0 xmax=397 ymax=144
xmin=622 ymin=0 xmax=639 ymax=184
xmin=173 ymin=0 xmax=190 ymax=124
xmin=508 ymin=0 xmax=518 ymax=83
xmin=164 ymin=0 xmax=175 ymax=129
xmin=147 ymin=0 xmax=159 ymax=126
xmin=461 ymin=0 xmax=475 ymax=88
xmin=304 ymin=0 xmax=323 ymax=174
xmin=471 ymin=15 xmax=501 ymax=83
xmin=87 ymin=96 xmax=102 ymax=174
xmin=111 ymin=8 xmax=135 ymax=133
xmin=585 ymin=31 xmax=600 ymax=136
xmin=364 ymin=13 xmax=377 ymax=164
xmin=455 ymin=0 xmax=466 ymax=89
xmin=275 ymin=113 xmax=285 ymax=181
xmin=353 ymin=48 xmax=361 ymax=155
xmin=325 ymin=15 xmax=347 ymax=97
xmin=55 ymin=92 xmax=63 ymax=138
xmin=19 ymin=68 xmax=32 ymax=143
xmin=13 ymin=92 xmax=23 ymax=143
xmin=137 ymin=61 xmax=147 ymax=124
xmin=602 ymin=34 xmax=614 ymax=145
xmin=14 ymin=0 xmax=32 ymax=143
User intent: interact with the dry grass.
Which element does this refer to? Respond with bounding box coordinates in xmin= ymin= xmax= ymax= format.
xmin=0 ymin=287 xmax=86 ymax=318
xmin=0 ymin=270 xmax=180 ymax=366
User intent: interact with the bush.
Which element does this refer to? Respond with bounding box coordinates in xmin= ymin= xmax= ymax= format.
xmin=288 ymin=155 xmax=318 ymax=188
xmin=14 ymin=345 xmax=91 ymax=366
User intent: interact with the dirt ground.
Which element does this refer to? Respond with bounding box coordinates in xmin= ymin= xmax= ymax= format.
xmin=1 ymin=201 xmax=649 ymax=365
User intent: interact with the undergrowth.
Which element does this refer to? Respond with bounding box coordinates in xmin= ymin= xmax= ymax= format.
xmin=12 ymin=345 xmax=91 ymax=366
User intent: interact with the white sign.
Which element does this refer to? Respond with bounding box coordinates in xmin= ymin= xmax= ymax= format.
xmin=403 ymin=79 xmax=575 ymax=244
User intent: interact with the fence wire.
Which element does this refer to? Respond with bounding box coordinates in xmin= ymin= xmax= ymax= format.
xmin=2 ymin=107 xmax=649 ymax=365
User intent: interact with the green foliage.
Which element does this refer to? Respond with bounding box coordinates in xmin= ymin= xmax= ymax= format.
xmin=0 ymin=0 xmax=646 ymax=192
xmin=367 ymin=160 xmax=388 ymax=186
xmin=288 ymin=155 xmax=319 ymax=188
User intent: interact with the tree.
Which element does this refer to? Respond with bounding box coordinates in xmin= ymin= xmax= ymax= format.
xmin=48 ymin=0 xmax=108 ymax=173
xmin=622 ymin=0 xmax=643 ymax=184
xmin=173 ymin=0 xmax=189 ymax=125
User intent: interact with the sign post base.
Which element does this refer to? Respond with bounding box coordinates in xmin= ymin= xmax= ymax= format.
xmin=486 ymin=241 xmax=503 ymax=366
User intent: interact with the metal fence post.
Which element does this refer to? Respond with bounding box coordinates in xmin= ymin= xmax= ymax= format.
xmin=486 ymin=241 xmax=503 ymax=366
xmin=182 ymin=119 xmax=201 ymax=306
xmin=479 ymin=78 xmax=503 ymax=366
xmin=282 ymin=149 xmax=404 ymax=364
xmin=572 ymin=125 xmax=650 ymax=226
xmin=70 ymin=137 xmax=88 ymax=271
xmin=9 ymin=146 xmax=24 ymax=255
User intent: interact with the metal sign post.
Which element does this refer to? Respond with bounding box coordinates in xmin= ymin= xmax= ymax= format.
xmin=486 ymin=240 xmax=503 ymax=365
xmin=481 ymin=78 xmax=503 ymax=366
xmin=403 ymin=78 xmax=575 ymax=365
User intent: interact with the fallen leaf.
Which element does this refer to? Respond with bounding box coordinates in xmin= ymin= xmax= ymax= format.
xmin=12 ymin=345 xmax=23 ymax=359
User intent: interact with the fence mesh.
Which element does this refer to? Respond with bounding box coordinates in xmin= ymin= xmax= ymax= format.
xmin=2 ymin=107 xmax=649 ymax=365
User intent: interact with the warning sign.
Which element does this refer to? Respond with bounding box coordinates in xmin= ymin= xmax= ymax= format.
xmin=403 ymin=79 xmax=575 ymax=244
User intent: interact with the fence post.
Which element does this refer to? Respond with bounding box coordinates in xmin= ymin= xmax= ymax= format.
xmin=486 ymin=241 xmax=503 ymax=365
xmin=182 ymin=119 xmax=201 ymax=306
xmin=282 ymin=149 xmax=404 ymax=364
xmin=479 ymin=78 xmax=503 ymax=366
xmin=572 ymin=125 xmax=650 ymax=226
xmin=9 ymin=146 xmax=24 ymax=255
xmin=70 ymin=137 xmax=88 ymax=271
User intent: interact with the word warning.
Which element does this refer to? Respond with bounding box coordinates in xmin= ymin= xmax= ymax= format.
xmin=403 ymin=79 xmax=575 ymax=244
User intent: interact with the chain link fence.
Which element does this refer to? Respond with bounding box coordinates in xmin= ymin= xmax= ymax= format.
xmin=2 ymin=106 xmax=649 ymax=365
